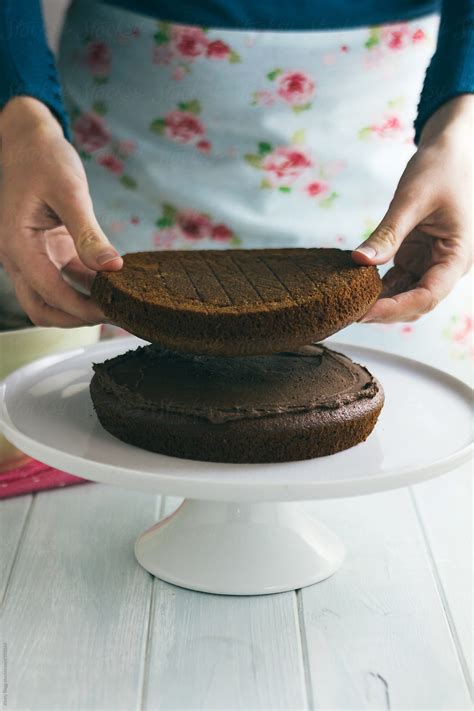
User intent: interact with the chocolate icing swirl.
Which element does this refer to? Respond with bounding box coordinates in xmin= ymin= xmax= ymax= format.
xmin=94 ymin=344 xmax=379 ymax=424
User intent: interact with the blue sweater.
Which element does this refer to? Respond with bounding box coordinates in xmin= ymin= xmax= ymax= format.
xmin=0 ymin=0 xmax=473 ymax=143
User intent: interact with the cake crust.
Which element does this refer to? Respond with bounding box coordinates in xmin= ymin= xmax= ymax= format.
xmin=92 ymin=249 xmax=382 ymax=356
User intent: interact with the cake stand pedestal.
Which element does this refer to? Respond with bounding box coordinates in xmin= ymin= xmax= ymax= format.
xmin=1 ymin=337 xmax=471 ymax=595
xmin=135 ymin=500 xmax=345 ymax=594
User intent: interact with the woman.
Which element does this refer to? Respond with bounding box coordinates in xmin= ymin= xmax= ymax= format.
xmin=0 ymin=0 xmax=472 ymax=380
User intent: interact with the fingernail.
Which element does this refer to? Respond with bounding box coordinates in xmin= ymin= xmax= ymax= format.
xmin=354 ymin=245 xmax=377 ymax=258
xmin=97 ymin=251 xmax=120 ymax=265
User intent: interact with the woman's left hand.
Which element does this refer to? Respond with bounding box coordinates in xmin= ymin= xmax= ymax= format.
xmin=352 ymin=94 xmax=473 ymax=323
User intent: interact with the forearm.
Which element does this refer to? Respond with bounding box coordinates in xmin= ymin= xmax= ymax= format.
xmin=0 ymin=0 xmax=70 ymax=138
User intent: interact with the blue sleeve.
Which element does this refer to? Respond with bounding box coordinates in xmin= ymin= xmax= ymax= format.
xmin=0 ymin=0 xmax=70 ymax=138
xmin=415 ymin=0 xmax=474 ymax=142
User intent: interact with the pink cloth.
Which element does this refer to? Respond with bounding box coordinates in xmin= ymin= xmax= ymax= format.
xmin=0 ymin=459 xmax=89 ymax=499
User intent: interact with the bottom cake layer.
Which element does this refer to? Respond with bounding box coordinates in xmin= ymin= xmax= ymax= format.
xmin=90 ymin=343 xmax=384 ymax=463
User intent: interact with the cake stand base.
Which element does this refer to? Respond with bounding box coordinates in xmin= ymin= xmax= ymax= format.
xmin=134 ymin=499 xmax=345 ymax=595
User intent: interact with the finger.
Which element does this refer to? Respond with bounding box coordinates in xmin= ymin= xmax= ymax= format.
xmin=10 ymin=240 xmax=105 ymax=323
xmin=362 ymin=258 xmax=464 ymax=323
xmin=61 ymin=255 xmax=98 ymax=295
xmin=352 ymin=187 xmax=427 ymax=266
xmin=12 ymin=273 xmax=92 ymax=328
xmin=47 ymin=185 xmax=123 ymax=272
xmin=361 ymin=290 xmax=434 ymax=323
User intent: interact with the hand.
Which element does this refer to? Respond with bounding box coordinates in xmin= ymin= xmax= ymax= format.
xmin=0 ymin=97 xmax=123 ymax=327
xmin=352 ymin=95 xmax=473 ymax=323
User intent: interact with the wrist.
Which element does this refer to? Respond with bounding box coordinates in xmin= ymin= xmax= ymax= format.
xmin=0 ymin=96 xmax=63 ymax=140
xmin=419 ymin=95 xmax=474 ymax=148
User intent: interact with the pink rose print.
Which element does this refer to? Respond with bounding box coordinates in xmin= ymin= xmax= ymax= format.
xmin=412 ymin=28 xmax=426 ymax=43
xmin=252 ymin=90 xmax=275 ymax=106
xmin=154 ymin=203 xmax=241 ymax=246
xmin=73 ymin=112 xmax=110 ymax=153
xmin=252 ymin=68 xmax=315 ymax=112
xmin=170 ymin=25 xmax=208 ymax=58
xmin=443 ymin=315 xmax=474 ymax=360
xmin=150 ymin=100 xmax=211 ymax=152
xmin=381 ymin=24 xmax=411 ymax=50
xmin=71 ymin=105 xmax=138 ymax=190
xmin=153 ymin=227 xmax=182 ymax=250
xmin=212 ymin=224 xmax=234 ymax=241
xmin=177 ymin=209 xmax=213 ymax=239
xmin=206 ymin=39 xmax=231 ymax=59
xmin=85 ymin=41 xmax=111 ymax=82
xmin=262 ymin=147 xmax=312 ymax=186
xmin=153 ymin=21 xmax=241 ymax=76
xmin=365 ymin=23 xmax=427 ymax=56
xmin=164 ymin=111 xmax=205 ymax=143
xmin=245 ymin=137 xmax=339 ymax=206
xmin=196 ymin=139 xmax=212 ymax=153
xmin=117 ymin=140 xmax=137 ymax=157
xmin=153 ymin=44 xmax=174 ymax=65
xmin=305 ymin=181 xmax=328 ymax=197
xmin=359 ymin=110 xmax=404 ymax=139
xmin=277 ymin=71 xmax=316 ymax=106
xmin=96 ymin=154 xmax=124 ymax=175
xmin=171 ymin=65 xmax=188 ymax=80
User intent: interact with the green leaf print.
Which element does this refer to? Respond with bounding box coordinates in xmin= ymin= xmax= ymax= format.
xmin=260 ymin=179 xmax=272 ymax=189
xmin=230 ymin=235 xmax=242 ymax=247
xmin=228 ymin=50 xmax=241 ymax=64
xmin=257 ymin=142 xmax=272 ymax=155
xmin=150 ymin=118 xmax=166 ymax=134
xmin=267 ymin=68 xmax=283 ymax=81
xmin=292 ymin=103 xmax=312 ymax=114
xmin=278 ymin=186 xmax=291 ymax=193
xmin=291 ymin=129 xmax=306 ymax=145
xmin=364 ymin=28 xmax=380 ymax=49
xmin=156 ymin=217 xmax=174 ymax=228
xmin=154 ymin=21 xmax=170 ymax=43
xmin=78 ymin=150 xmax=91 ymax=161
xmin=319 ymin=192 xmax=338 ymax=208
xmin=93 ymin=76 xmax=108 ymax=85
xmin=358 ymin=127 xmax=372 ymax=140
xmin=154 ymin=31 xmax=169 ymax=44
xmin=244 ymin=154 xmax=263 ymax=168
xmin=162 ymin=203 xmax=177 ymax=221
xmin=120 ymin=175 xmax=137 ymax=189
xmin=177 ymin=100 xmax=201 ymax=114
xmin=92 ymin=100 xmax=107 ymax=115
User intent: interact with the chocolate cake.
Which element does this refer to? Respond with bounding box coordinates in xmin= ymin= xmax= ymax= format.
xmin=90 ymin=343 xmax=384 ymax=463
xmin=92 ymin=249 xmax=381 ymax=356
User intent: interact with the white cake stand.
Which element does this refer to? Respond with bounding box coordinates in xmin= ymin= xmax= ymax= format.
xmin=1 ymin=337 xmax=472 ymax=595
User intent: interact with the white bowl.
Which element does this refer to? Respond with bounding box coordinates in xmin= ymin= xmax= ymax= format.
xmin=0 ymin=325 xmax=101 ymax=471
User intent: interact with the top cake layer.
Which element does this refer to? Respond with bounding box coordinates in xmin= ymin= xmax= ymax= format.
xmin=92 ymin=248 xmax=381 ymax=356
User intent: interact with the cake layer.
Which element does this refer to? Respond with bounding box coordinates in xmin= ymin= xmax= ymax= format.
xmin=92 ymin=249 xmax=382 ymax=356
xmin=90 ymin=344 xmax=384 ymax=463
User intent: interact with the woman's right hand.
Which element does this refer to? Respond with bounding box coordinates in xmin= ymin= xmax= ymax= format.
xmin=0 ymin=96 xmax=123 ymax=327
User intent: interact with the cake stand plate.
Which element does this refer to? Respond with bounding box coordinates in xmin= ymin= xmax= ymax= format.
xmin=1 ymin=337 xmax=472 ymax=595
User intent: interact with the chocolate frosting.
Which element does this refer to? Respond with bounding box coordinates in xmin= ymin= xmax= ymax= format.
xmin=94 ymin=344 xmax=379 ymax=424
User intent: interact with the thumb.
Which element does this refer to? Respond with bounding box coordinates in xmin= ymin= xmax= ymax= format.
xmin=352 ymin=191 xmax=423 ymax=266
xmin=49 ymin=187 xmax=123 ymax=271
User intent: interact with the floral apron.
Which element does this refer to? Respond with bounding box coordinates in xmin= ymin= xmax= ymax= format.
xmin=56 ymin=0 xmax=472 ymax=383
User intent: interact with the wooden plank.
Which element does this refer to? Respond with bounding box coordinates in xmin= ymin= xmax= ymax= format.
xmin=143 ymin=496 xmax=308 ymax=710
xmin=0 ymin=484 xmax=159 ymax=710
xmin=411 ymin=461 xmax=473 ymax=689
xmin=0 ymin=494 xmax=32 ymax=605
xmin=299 ymin=488 xmax=471 ymax=710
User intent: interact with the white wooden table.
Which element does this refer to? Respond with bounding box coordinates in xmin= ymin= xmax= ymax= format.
xmin=1 ymin=461 xmax=471 ymax=710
